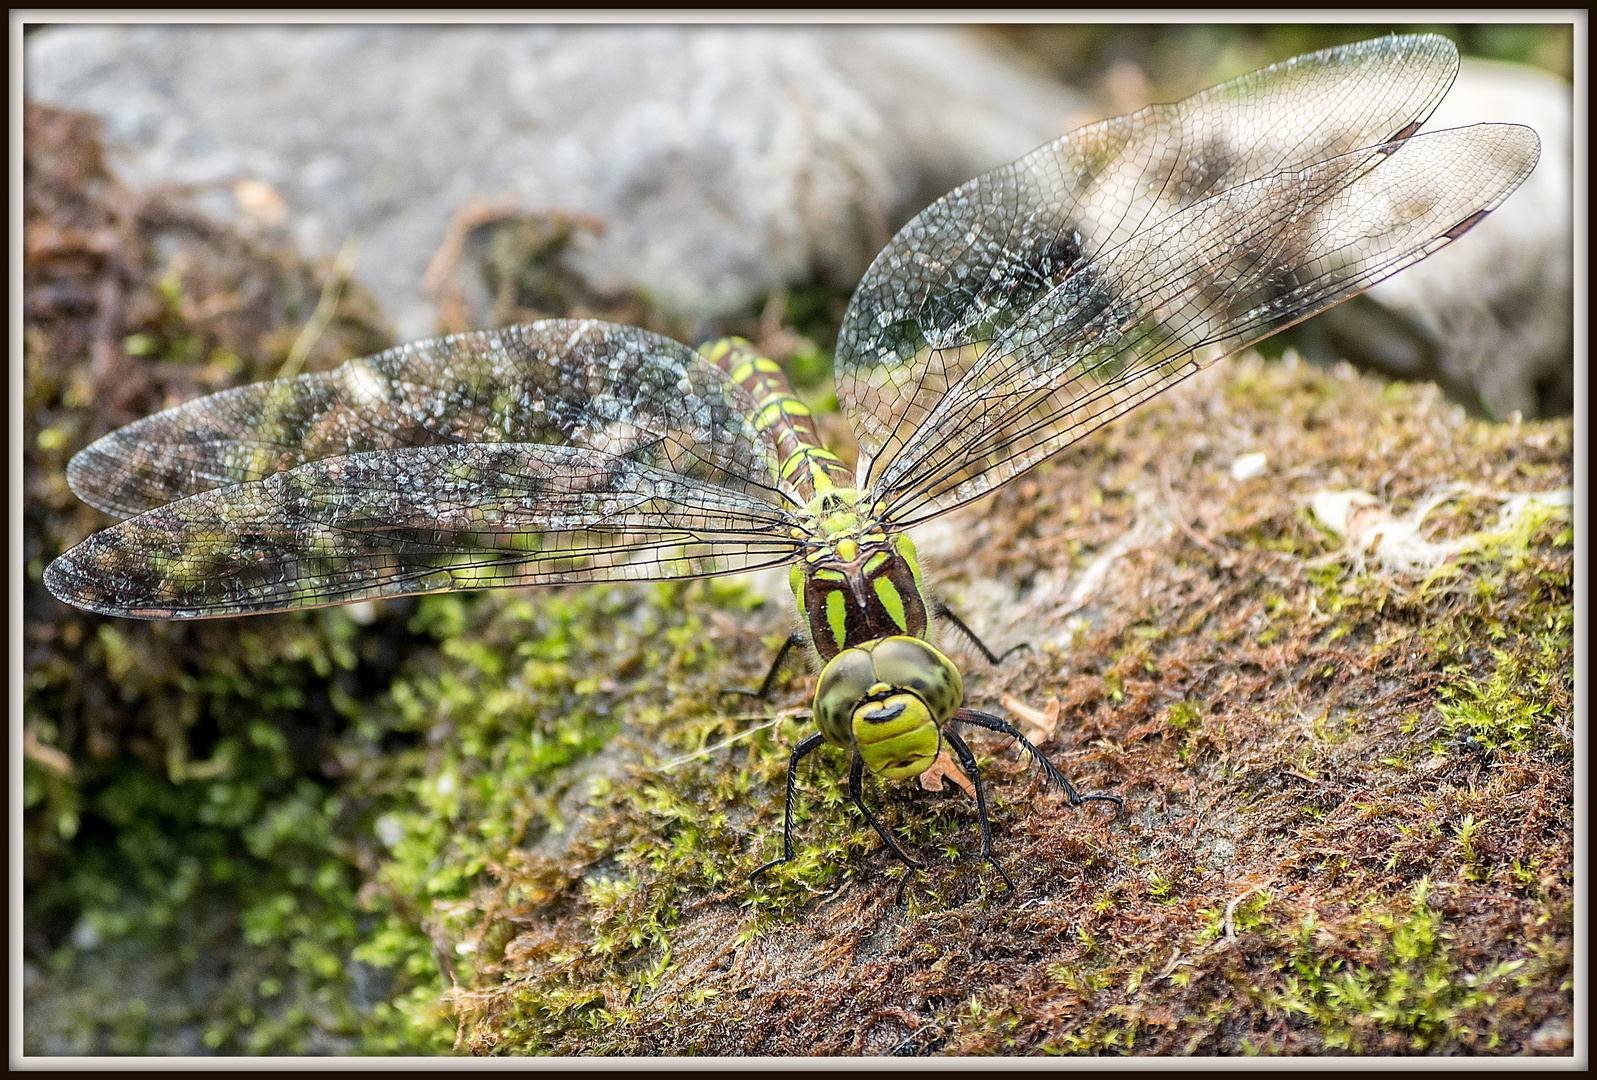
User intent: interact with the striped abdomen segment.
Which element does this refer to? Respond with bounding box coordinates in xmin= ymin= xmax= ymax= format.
xmin=700 ymin=338 xmax=854 ymax=503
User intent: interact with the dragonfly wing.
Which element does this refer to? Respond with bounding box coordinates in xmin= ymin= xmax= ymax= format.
xmin=836 ymin=33 xmax=1465 ymax=487
xmin=68 ymin=319 xmax=785 ymax=518
xmin=866 ymin=123 xmax=1539 ymax=525
xmin=45 ymin=443 xmax=803 ymax=619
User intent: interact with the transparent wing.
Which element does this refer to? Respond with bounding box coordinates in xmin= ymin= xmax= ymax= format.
xmin=836 ymin=33 xmax=1465 ymax=486
xmin=67 ymin=318 xmax=789 ymax=518
xmin=865 ymin=123 xmax=1540 ymax=525
xmin=44 ymin=443 xmax=802 ymax=619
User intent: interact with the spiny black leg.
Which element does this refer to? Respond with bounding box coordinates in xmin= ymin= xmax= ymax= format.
xmin=750 ymin=731 xmax=826 ymax=883
xmin=848 ymin=752 xmax=924 ymax=873
xmin=944 ymin=730 xmax=1016 ymax=894
xmin=933 ymin=602 xmax=1029 ymax=665
xmin=722 ymin=632 xmax=805 ymax=700
xmin=955 ymin=708 xmax=1123 ymax=816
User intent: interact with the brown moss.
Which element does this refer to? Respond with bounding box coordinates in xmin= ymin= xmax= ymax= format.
xmin=23 ymin=99 xmax=1572 ymax=1058
xmin=441 ymin=356 xmax=1572 ymax=1057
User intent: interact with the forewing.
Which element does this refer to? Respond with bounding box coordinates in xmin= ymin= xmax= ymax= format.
xmin=836 ymin=33 xmax=1462 ymax=484
xmin=867 ymin=123 xmax=1540 ymax=525
xmin=45 ymin=443 xmax=802 ymax=619
xmin=68 ymin=319 xmax=785 ymax=518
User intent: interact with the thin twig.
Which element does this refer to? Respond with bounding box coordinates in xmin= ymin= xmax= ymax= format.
xmin=1159 ymin=457 xmax=1219 ymax=553
xmin=1225 ymin=885 xmax=1267 ymax=942
xmin=279 ymin=159 xmax=397 ymax=378
xmin=653 ymin=709 xmax=804 ymax=772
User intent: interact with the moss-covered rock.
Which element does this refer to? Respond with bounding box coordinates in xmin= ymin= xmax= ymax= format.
xmin=23 ymin=100 xmax=1572 ymax=1058
xmin=430 ymin=353 xmax=1571 ymax=1057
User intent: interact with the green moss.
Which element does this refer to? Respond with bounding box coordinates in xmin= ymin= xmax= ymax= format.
xmin=1267 ymin=881 xmax=1538 ymax=1052
xmin=25 ymin=103 xmax=1573 ymax=1053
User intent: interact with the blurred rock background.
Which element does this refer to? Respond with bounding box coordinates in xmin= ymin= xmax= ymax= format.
xmin=24 ymin=22 xmax=1573 ymax=417
xmin=24 ymin=25 xmax=1088 ymax=337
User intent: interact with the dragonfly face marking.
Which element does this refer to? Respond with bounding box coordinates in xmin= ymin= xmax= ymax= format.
xmin=43 ymin=35 xmax=1540 ymax=892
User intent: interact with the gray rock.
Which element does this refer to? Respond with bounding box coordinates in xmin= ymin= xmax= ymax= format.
xmin=1298 ymin=59 xmax=1573 ymax=418
xmin=27 ymin=27 xmax=1569 ymax=417
xmin=25 ymin=24 xmax=1086 ymax=339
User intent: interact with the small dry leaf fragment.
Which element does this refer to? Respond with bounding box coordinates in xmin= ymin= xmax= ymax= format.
xmin=1001 ymin=693 xmax=1061 ymax=743
xmin=232 ymin=178 xmax=289 ymax=229
xmin=918 ymin=748 xmax=974 ymax=796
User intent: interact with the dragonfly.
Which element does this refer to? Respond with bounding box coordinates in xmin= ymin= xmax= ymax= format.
xmin=45 ymin=35 xmax=1538 ymax=893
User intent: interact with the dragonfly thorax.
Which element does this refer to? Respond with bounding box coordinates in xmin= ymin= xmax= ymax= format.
xmin=789 ymin=521 xmax=930 ymax=661
xmin=812 ymin=636 xmax=963 ymax=780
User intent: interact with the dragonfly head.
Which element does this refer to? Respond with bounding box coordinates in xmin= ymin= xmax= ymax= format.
xmin=812 ymin=636 xmax=963 ymax=780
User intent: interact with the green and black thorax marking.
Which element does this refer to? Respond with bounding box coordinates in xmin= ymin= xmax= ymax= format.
xmin=703 ymin=335 xmax=1118 ymax=896
xmin=703 ymin=337 xmax=930 ymax=662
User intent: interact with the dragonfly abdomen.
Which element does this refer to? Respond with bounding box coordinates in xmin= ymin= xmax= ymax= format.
xmin=700 ymin=338 xmax=854 ymax=505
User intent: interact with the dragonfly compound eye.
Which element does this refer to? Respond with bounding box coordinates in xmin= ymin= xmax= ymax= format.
xmin=813 ymin=646 xmax=880 ymax=749
xmin=861 ymin=636 xmax=963 ymax=726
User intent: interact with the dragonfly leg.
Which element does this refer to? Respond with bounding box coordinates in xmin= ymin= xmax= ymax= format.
xmin=750 ymin=731 xmax=827 ymax=883
xmin=848 ymin=752 xmax=924 ymax=874
xmin=721 ymin=632 xmax=805 ymax=700
xmin=943 ymin=729 xmax=1015 ymax=894
xmin=933 ymin=602 xmax=1029 ymax=665
xmin=955 ymin=708 xmax=1123 ymax=816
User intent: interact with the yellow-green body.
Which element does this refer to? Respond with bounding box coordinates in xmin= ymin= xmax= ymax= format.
xmin=703 ymin=338 xmax=960 ymax=781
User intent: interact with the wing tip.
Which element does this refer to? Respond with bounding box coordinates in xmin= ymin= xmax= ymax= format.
xmin=42 ymin=545 xmax=163 ymax=619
